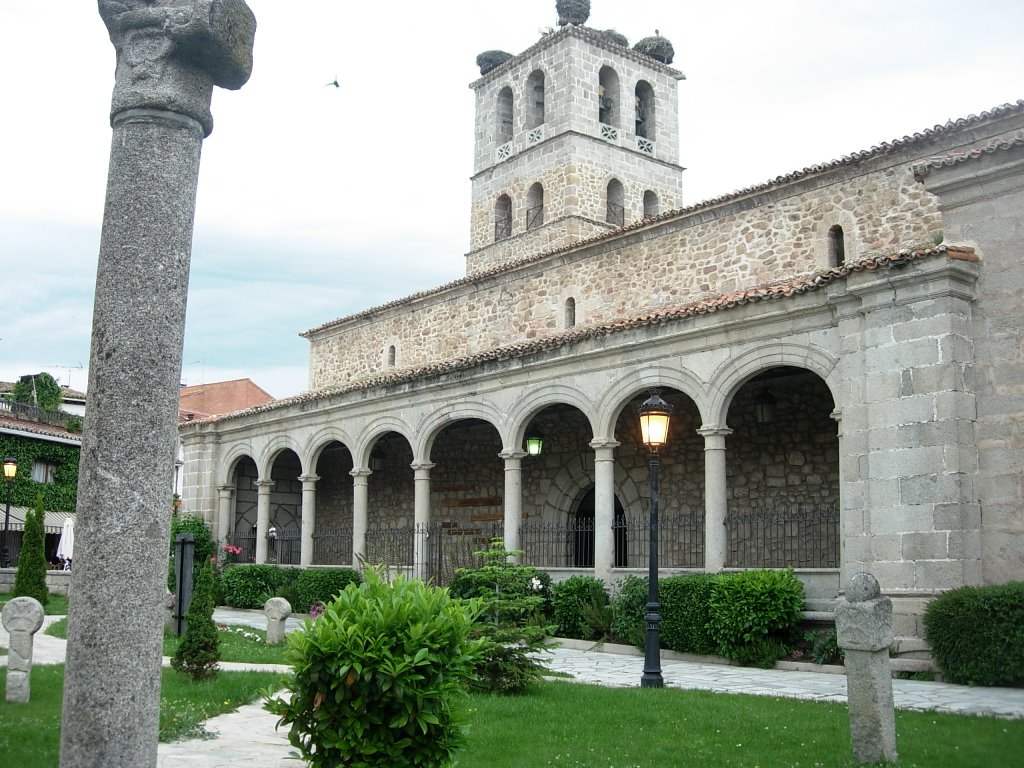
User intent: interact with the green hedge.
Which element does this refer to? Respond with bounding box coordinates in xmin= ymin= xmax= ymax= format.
xmin=709 ymin=569 xmax=804 ymax=667
xmin=659 ymin=574 xmax=720 ymax=655
xmin=924 ymin=582 xmax=1024 ymax=686
xmin=551 ymin=575 xmax=609 ymax=640
xmin=292 ymin=568 xmax=361 ymax=614
xmin=221 ymin=564 xmax=299 ymax=609
xmin=609 ymin=575 xmax=648 ymax=647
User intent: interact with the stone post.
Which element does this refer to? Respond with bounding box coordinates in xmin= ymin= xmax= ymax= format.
xmin=351 ymin=468 xmax=370 ymax=567
xmin=836 ymin=572 xmax=898 ymax=765
xmin=255 ymin=479 xmax=274 ymax=563
xmin=412 ymin=461 xmax=435 ymax=581
xmin=698 ymin=425 xmax=731 ymax=572
xmin=591 ymin=439 xmax=620 ymax=581
xmin=499 ymin=449 xmax=527 ymax=555
xmin=216 ymin=484 xmax=234 ymax=546
xmin=264 ymin=597 xmax=291 ymax=645
xmin=299 ymin=474 xmax=319 ymax=567
xmin=61 ymin=4 xmax=255 ymax=766
xmin=2 ymin=596 xmax=45 ymax=703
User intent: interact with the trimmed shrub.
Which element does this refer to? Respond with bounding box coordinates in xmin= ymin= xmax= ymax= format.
xmin=551 ymin=575 xmax=609 ymax=640
xmin=171 ymin=558 xmax=220 ymax=680
xmin=659 ymin=574 xmax=720 ymax=655
xmin=265 ymin=567 xmax=483 ymax=767
xmin=450 ymin=539 xmax=554 ymax=693
xmin=709 ymin=568 xmax=804 ymax=667
xmin=609 ymin=575 xmax=648 ymax=647
xmin=14 ymin=493 xmax=49 ymax=606
xmin=292 ymin=567 xmax=361 ymax=614
xmin=221 ymin=563 xmax=298 ymax=608
xmin=923 ymin=582 xmax=1024 ymax=686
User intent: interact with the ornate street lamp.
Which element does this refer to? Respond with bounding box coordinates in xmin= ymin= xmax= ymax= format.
xmin=1 ymin=456 xmax=18 ymax=569
xmin=638 ymin=390 xmax=672 ymax=688
xmin=525 ymin=434 xmax=544 ymax=456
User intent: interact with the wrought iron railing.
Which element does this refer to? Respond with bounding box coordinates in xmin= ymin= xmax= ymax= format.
xmin=725 ymin=503 xmax=839 ymax=568
xmin=494 ymin=216 xmax=512 ymax=240
xmin=313 ymin=527 xmax=353 ymax=566
xmin=526 ymin=204 xmax=544 ymax=230
xmin=517 ymin=519 xmax=595 ymax=569
xmin=612 ymin=512 xmax=704 ymax=569
xmin=227 ymin=532 xmax=257 ymax=563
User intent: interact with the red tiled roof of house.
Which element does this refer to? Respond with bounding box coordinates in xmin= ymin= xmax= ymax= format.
xmin=198 ymin=245 xmax=975 ymax=426
xmin=178 ymin=378 xmax=275 ymax=422
xmin=0 ymin=412 xmax=82 ymax=443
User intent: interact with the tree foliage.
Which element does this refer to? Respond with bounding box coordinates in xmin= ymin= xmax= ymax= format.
xmin=14 ymin=493 xmax=50 ymax=606
xmin=171 ymin=557 xmax=221 ymax=680
xmin=12 ymin=373 xmax=62 ymax=412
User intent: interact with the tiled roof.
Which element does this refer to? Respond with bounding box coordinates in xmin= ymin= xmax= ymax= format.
xmin=912 ymin=133 xmax=1024 ymax=180
xmin=202 ymin=245 xmax=976 ymax=426
xmin=179 ymin=378 xmax=275 ymax=421
xmin=0 ymin=413 xmax=82 ymax=444
xmin=303 ymin=100 xmax=1023 ymax=338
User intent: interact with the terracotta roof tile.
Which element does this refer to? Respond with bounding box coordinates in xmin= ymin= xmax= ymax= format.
xmin=912 ymin=133 xmax=1024 ymax=181
xmin=0 ymin=413 xmax=82 ymax=443
xmin=202 ymin=245 xmax=974 ymax=426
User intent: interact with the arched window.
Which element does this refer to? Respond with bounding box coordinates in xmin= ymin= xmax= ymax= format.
xmin=526 ymin=70 xmax=545 ymax=130
xmin=496 ymin=86 xmax=514 ymax=147
xmin=606 ymin=179 xmax=625 ymax=226
xmin=643 ymin=190 xmax=659 ymax=218
xmin=495 ymin=194 xmax=512 ymax=240
xmin=387 ymin=345 xmax=397 ymax=368
xmin=634 ymin=80 xmax=655 ymax=139
xmin=828 ymin=225 xmax=846 ymax=267
xmin=598 ymin=66 xmax=619 ymax=128
xmin=564 ymin=297 xmax=576 ymax=328
xmin=526 ymin=183 xmax=544 ymax=230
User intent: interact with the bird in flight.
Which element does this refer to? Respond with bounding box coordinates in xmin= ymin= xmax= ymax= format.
xmin=325 ymin=75 xmax=340 ymax=88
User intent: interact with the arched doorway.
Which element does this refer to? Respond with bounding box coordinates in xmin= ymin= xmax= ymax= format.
xmin=571 ymin=486 xmax=626 ymax=568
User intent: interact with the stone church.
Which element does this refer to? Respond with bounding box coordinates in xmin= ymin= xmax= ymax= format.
xmin=180 ymin=7 xmax=1024 ymax=648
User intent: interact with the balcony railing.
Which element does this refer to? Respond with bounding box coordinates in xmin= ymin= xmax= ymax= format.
xmin=725 ymin=503 xmax=839 ymax=568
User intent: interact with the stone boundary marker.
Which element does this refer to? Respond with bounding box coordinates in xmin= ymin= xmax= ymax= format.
xmin=2 ymin=596 xmax=45 ymax=702
xmin=264 ymin=597 xmax=292 ymax=645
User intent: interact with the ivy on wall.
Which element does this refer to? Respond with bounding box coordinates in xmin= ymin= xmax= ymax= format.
xmin=0 ymin=434 xmax=80 ymax=512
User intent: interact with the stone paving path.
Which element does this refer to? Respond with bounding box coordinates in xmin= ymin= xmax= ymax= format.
xmin=3 ymin=607 xmax=1024 ymax=767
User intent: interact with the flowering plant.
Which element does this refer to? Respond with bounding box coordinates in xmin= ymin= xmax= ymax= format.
xmin=221 ymin=543 xmax=244 ymax=565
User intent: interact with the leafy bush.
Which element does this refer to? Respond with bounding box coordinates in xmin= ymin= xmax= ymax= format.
xmin=551 ymin=575 xmax=609 ymax=640
xmin=14 ymin=493 xmax=49 ymax=606
xmin=450 ymin=539 xmax=554 ymax=693
xmin=659 ymin=574 xmax=720 ymax=655
xmin=292 ymin=567 xmax=361 ymax=614
xmin=265 ymin=567 xmax=482 ymax=767
xmin=609 ymin=575 xmax=648 ymax=647
xmin=811 ymin=629 xmax=844 ymax=666
xmin=169 ymin=513 xmax=217 ymax=565
xmin=171 ymin=558 xmax=220 ymax=680
xmin=923 ymin=582 xmax=1024 ymax=686
xmin=709 ymin=569 xmax=804 ymax=666
xmin=221 ymin=564 xmax=298 ymax=608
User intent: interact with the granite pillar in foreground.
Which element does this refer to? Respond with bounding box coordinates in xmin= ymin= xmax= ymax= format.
xmin=60 ymin=3 xmax=255 ymax=767
xmin=836 ymin=572 xmax=898 ymax=765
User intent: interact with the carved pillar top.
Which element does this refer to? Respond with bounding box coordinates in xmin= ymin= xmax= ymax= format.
xmin=498 ymin=449 xmax=527 ymax=462
xmin=99 ymin=0 xmax=256 ymax=136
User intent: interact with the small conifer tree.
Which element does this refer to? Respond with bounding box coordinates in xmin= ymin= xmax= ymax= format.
xmin=171 ymin=557 xmax=220 ymax=680
xmin=14 ymin=493 xmax=49 ymax=607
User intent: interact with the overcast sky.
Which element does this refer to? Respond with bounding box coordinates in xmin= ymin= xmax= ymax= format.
xmin=2 ymin=1 xmax=1022 ymax=399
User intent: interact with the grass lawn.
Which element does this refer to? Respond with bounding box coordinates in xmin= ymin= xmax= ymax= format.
xmin=0 ymin=592 xmax=68 ymax=615
xmin=0 ymin=665 xmax=285 ymax=768
xmin=455 ymin=681 xmax=1023 ymax=768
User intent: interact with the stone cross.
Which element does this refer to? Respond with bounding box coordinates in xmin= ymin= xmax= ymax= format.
xmin=60 ymin=3 xmax=255 ymax=767
xmin=264 ymin=597 xmax=292 ymax=645
xmin=835 ymin=572 xmax=898 ymax=765
xmin=1 ymin=597 xmax=45 ymax=703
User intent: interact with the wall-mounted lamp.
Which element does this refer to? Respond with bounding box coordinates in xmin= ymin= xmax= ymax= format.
xmin=754 ymin=388 xmax=776 ymax=425
xmin=525 ymin=434 xmax=544 ymax=456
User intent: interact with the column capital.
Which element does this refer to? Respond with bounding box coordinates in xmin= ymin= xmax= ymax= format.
xmin=298 ymin=474 xmax=320 ymax=484
xmin=697 ymin=424 xmax=733 ymax=438
xmin=255 ymin=479 xmax=275 ymax=490
xmin=216 ymin=484 xmax=234 ymax=494
xmin=350 ymin=467 xmax=372 ymax=479
xmin=589 ymin=438 xmax=621 ymax=451
xmin=830 ymin=408 xmax=843 ymax=423
xmin=499 ymin=449 xmax=528 ymax=461
xmin=411 ymin=461 xmax=435 ymax=473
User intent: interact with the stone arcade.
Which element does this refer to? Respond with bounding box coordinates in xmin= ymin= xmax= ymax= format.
xmin=180 ymin=7 xmax=1024 ymax=650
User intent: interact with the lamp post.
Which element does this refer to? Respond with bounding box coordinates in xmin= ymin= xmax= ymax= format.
xmin=1 ymin=456 xmax=17 ymax=569
xmin=638 ymin=390 xmax=672 ymax=688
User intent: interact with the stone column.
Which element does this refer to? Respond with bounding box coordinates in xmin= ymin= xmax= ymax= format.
xmin=62 ymin=4 xmax=254 ymax=767
xmin=255 ymin=479 xmax=274 ymax=564
xmin=299 ymin=474 xmax=319 ymax=567
xmin=591 ymin=439 xmax=620 ymax=582
xmin=215 ymin=484 xmax=234 ymax=545
xmin=2 ymin=597 xmax=45 ymax=703
xmin=499 ymin=450 xmax=527 ymax=553
xmin=831 ymin=409 xmax=845 ymax=581
xmin=836 ymin=572 xmax=898 ymax=765
xmin=698 ymin=425 xmax=732 ymax=572
xmin=412 ymin=461 xmax=435 ymax=581
xmin=351 ymin=468 xmax=370 ymax=568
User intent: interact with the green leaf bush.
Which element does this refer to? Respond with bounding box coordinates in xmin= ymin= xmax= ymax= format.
xmin=265 ymin=568 xmax=482 ymax=768
xmin=293 ymin=567 xmax=361 ymax=614
xmin=551 ymin=575 xmax=609 ymax=640
xmin=221 ymin=564 xmax=298 ymax=608
xmin=171 ymin=558 xmax=220 ymax=680
xmin=609 ymin=575 xmax=648 ymax=647
xmin=923 ymin=582 xmax=1024 ymax=686
xmin=709 ymin=568 xmax=804 ymax=667
xmin=659 ymin=574 xmax=720 ymax=655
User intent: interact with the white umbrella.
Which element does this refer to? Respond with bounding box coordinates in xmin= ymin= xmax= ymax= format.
xmin=57 ymin=517 xmax=75 ymax=563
